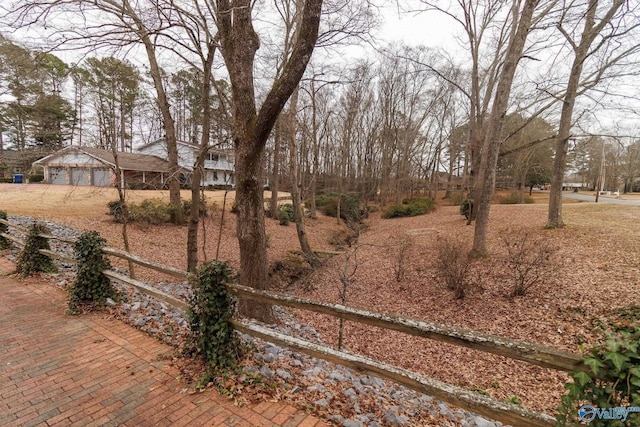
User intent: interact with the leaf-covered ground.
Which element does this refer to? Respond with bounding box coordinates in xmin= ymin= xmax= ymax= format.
xmin=5 ymin=184 xmax=640 ymax=418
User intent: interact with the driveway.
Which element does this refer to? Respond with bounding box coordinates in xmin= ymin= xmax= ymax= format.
xmin=560 ymin=191 xmax=640 ymax=206
xmin=0 ymin=258 xmax=327 ymax=427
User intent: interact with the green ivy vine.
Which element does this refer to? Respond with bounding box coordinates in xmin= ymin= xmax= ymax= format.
xmin=16 ymin=223 xmax=57 ymax=278
xmin=557 ymin=330 xmax=640 ymax=426
xmin=0 ymin=210 xmax=10 ymax=249
xmin=68 ymin=231 xmax=115 ymax=313
xmin=186 ymin=261 xmax=240 ymax=374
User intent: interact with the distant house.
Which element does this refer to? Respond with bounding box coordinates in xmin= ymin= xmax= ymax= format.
xmin=136 ymin=139 xmax=235 ymax=187
xmin=33 ymin=146 xmax=175 ymax=188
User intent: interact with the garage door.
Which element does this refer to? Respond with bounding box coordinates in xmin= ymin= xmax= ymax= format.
xmin=49 ymin=167 xmax=67 ymax=185
xmin=91 ymin=168 xmax=112 ymax=187
xmin=70 ymin=168 xmax=89 ymax=186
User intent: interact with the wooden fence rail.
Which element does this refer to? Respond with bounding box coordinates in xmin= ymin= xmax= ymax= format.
xmin=0 ymin=218 xmax=582 ymax=427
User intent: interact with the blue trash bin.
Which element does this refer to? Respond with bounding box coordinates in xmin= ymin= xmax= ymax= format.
xmin=12 ymin=174 xmax=24 ymax=184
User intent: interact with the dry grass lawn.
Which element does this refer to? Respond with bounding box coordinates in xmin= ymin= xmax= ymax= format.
xmin=0 ymin=183 xmax=248 ymax=220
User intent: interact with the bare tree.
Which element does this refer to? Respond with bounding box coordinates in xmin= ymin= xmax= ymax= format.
xmin=470 ymin=0 xmax=543 ymax=256
xmin=214 ymin=0 xmax=323 ymax=322
xmin=547 ymin=0 xmax=635 ymax=228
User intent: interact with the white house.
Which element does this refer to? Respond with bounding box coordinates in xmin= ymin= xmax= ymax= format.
xmin=136 ymin=139 xmax=235 ymax=187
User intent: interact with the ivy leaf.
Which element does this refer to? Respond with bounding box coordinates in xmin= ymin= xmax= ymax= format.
xmin=605 ymin=351 xmax=629 ymax=373
xmin=584 ymin=357 xmax=605 ymax=376
xmin=573 ymin=371 xmax=592 ymax=387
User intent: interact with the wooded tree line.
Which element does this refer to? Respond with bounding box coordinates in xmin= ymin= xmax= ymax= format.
xmin=0 ymin=36 xmax=233 ymax=154
xmin=1 ymin=0 xmax=639 ymax=321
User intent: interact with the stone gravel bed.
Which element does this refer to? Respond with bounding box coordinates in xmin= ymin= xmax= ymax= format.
xmin=4 ymin=215 xmax=503 ymax=427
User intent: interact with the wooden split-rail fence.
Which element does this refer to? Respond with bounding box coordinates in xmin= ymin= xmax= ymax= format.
xmin=0 ymin=218 xmax=582 ymax=427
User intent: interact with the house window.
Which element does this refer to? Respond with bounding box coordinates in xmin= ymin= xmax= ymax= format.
xmin=208 ymin=153 xmax=219 ymax=162
xmin=213 ymin=171 xmax=218 ymax=181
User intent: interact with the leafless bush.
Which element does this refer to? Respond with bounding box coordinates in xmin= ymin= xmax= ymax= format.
xmin=501 ymin=230 xmax=558 ymax=297
xmin=393 ymin=235 xmax=414 ymax=282
xmin=434 ymin=237 xmax=472 ymax=299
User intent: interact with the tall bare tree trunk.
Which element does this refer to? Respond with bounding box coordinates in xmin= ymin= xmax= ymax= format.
xmin=270 ymin=123 xmax=281 ymax=217
xmin=187 ymin=45 xmax=216 ymax=272
xmin=216 ymin=0 xmax=322 ymax=323
xmin=128 ymin=2 xmax=183 ymax=224
xmin=547 ymin=0 xmax=625 ymax=228
xmin=287 ymin=87 xmax=321 ymax=267
xmin=472 ymin=0 xmax=540 ymax=256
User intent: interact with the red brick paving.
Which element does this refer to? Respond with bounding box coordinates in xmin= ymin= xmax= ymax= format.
xmin=0 ymin=260 xmax=328 ymax=427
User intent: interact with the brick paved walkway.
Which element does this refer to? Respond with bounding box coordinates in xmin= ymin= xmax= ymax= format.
xmin=0 ymin=260 xmax=328 ymax=427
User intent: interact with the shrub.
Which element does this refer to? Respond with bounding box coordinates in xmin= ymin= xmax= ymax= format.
xmin=28 ymin=174 xmax=44 ymax=183
xmin=498 ymin=192 xmax=534 ymax=204
xmin=107 ymin=200 xmax=128 ymax=222
xmin=276 ymin=203 xmax=295 ymax=226
xmin=182 ymin=196 xmax=210 ymax=218
xmin=68 ymin=231 xmax=115 ymax=313
xmin=460 ymin=199 xmax=473 ymax=219
xmin=382 ymin=197 xmax=436 ymax=219
xmin=129 ymin=198 xmax=172 ymax=225
xmin=108 ymin=198 xmax=195 ymax=226
xmin=434 ymin=238 xmax=471 ymax=299
xmin=313 ymin=193 xmax=363 ymax=223
xmin=0 ymin=210 xmax=10 ymax=249
xmin=187 ymin=261 xmax=240 ymax=372
xmin=501 ymin=230 xmax=557 ymax=297
xmin=16 ymin=223 xmax=57 ymax=278
xmin=0 ymin=178 xmax=13 ymax=183
xmin=557 ymin=330 xmax=640 ymax=426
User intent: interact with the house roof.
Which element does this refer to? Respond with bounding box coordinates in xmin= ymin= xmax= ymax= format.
xmin=138 ymin=138 xmax=235 ymax=163
xmin=34 ymin=146 xmax=174 ymax=173
xmin=137 ymin=138 xmax=200 ymax=152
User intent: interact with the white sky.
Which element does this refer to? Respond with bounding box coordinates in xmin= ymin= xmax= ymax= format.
xmin=2 ymin=1 xmax=639 ymax=139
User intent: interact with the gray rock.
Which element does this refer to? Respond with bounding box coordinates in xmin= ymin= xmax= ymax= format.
xmin=330 ymin=371 xmax=347 ymax=382
xmin=368 ymin=422 xmax=382 ymax=427
xmin=307 ymin=384 xmax=326 ymax=393
xmin=131 ymin=302 xmax=141 ymax=311
xmin=329 ymin=415 xmax=345 ymax=424
xmin=105 ymin=298 xmax=116 ymax=307
xmin=276 ymin=369 xmax=292 ymax=380
xmin=324 ymin=392 xmax=334 ymax=400
xmin=370 ymin=377 xmax=385 ymax=388
xmin=264 ymin=344 xmax=281 ymax=355
xmin=438 ymin=402 xmax=452 ymax=417
xmin=384 ymin=411 xmax=409 ymax=426
xmin=343 ymin=388 xmax=358 ymax=400
xmin=133 ymin=318 xmax=147 ymax=327
xmin=302 ymin=367 xmax=322 ymax=378
xmin=470 ymin=416 xmax=499 ymax=427
xmin=360 ymin=376 xmax=372 ymax=386
xmin=314 ymin=398 xmax=329 ymax=407
xmin=289 ymin=359 xmax=303 ymax=367
xmin=261 ymin=353 xmax=276 ymax=363
xmin=259 ymin=366 xmax=274 ymax=379
xmin=342 ymin=420 xmax=363 ymax=427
